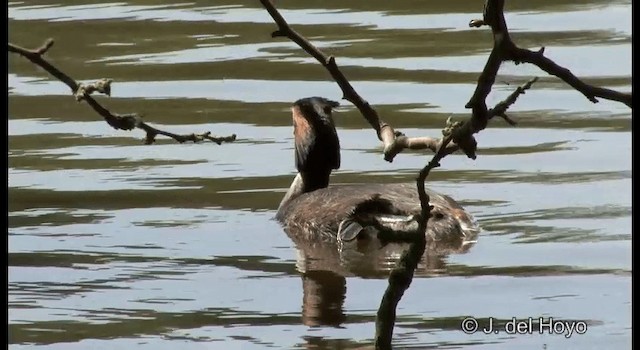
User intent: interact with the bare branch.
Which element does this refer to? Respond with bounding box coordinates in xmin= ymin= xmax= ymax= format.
xmin=511 ymin=46 xmax=631 ymax=107
xmin=374 ymin=0 xmax=629 ymax=344
xmin=259 ymin=0 xmax=539 ymax=163
xmin=75 ymin=78 xmax=113 ymax=101
xmin=372 ymin=53 xmax=539 ymax=350
xmin=375 ymin=131 xmax=454 ymax=349
xmin=468 ymin=0 xmax=631 ymax=108
xmin=259 ymin=2 xmax=549 ymax=348
xmin=374 ymin=237 xmax=425 ymax=350
xmin=259 ymin=0 xmax=461 ymax=163
xmin=8 ymin=39 xmax=237 ymax=145
xmin=260 ymin=1 xmax=382 ymax=131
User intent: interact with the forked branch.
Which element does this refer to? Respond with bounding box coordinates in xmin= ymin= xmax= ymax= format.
xmin=467 ymin=0 xmax=631 ymax=109
xmin=259 ymin=2 xmax=540 ymax=349
xmin=8 ymin=39 xmax=237 ymax=145
xmin=259 ymin=0 xmax=627 ymax=349
xmin=259 ymin=0 xmax=535 ymax=162
xmin=453 ymin=0 xmax=630 ymax=159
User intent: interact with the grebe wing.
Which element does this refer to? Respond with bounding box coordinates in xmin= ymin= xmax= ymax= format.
xmin=279 ymin=183 xmax=428 ymax=240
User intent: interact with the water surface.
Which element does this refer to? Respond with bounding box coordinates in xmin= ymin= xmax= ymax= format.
xmin=8 ymin=1 xmax=631 ymax=349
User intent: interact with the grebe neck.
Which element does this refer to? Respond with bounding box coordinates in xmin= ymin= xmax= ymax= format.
xmin=277 ymin=169 xmax=332 ymax=212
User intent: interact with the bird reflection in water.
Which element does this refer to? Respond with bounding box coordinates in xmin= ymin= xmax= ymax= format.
xmin=289 ymin=223 xmax=478 ymax=327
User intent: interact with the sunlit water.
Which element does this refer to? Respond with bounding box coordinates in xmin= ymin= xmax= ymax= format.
xmin=8 ymin=1 xmax=631 ymax=349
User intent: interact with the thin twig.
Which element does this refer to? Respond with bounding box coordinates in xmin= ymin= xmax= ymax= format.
xmin=8 ymin=39 xmax=237 ymax=145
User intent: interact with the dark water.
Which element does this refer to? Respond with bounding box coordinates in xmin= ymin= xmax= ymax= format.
xmin=8 ymin=1 xmax=631 ymax=349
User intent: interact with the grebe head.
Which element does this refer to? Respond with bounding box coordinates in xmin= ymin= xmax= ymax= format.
xmin=291 ymin=97 xmax=341 ymax=192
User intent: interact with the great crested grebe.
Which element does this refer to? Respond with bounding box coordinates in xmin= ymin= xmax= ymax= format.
xmin=276 ymin=97 xmax=480 ymax=246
